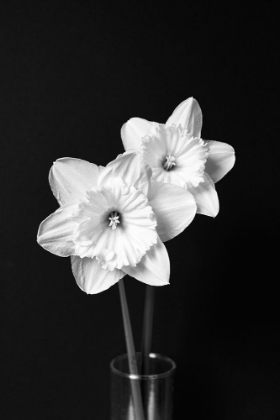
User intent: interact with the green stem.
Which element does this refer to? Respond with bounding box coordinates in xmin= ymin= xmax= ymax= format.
xmin=140 ymin=285 xmax=155 ymax=375
xmin=118 ymin=279 xmax=145 ymax=420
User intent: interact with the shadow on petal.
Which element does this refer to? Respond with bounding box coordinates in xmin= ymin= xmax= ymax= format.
xmin=122 ymin=238 xmax=170 ymax=286
xmin=71 ymin=256 xmax=125 ymax=294
xmin=188 ymin=173 xmax=219 ymax=217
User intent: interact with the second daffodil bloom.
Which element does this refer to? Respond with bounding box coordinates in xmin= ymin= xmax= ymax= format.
xmin=121 ymin=97 xmax=235 ymax=217
xmin=37 ymin=152 xmax=197 ymax=294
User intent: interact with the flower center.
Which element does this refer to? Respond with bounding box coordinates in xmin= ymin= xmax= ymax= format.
xmin=108 ymin=211 xmax=121 ymax=230
xmin=163 ymin=155 xmax=176 ymax=171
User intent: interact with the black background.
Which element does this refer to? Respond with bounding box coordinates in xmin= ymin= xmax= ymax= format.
xmin=1 ymin=2 xmax=279 ymax=419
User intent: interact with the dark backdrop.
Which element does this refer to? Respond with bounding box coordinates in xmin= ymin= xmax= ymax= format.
xmin=1 ymin=2 xmax=279 ymax=419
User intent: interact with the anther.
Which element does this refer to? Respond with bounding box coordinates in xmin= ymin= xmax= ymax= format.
xmin=109 ymin=211 xmax=120 ymax=230
xmin=163 ymin=155 xmax=176 ymax=171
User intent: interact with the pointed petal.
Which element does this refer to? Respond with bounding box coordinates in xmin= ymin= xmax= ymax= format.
xmin=122 ymin=239 xmax=170 ymax=286
xmin=97 ymin=151 xmax=152 ymax=196
xmin=148 ymin=181 xmax=196 ymax=242
xmin=204 ymin=140 xmax=236 ymax=183
xmin=37 ymin=203 xmax=79 ymax=256
xmin=165 ymin=97 xmax=202 ymax=137
xmin=71 ymin=256 xmax=125 ymax=294
xmin=188 ymin=173 xmax=219 ymax=217
xmin=49 ymin=158 xmax=104 ymax=205
xmin=121 ymin=118 xmax=153 ymax=151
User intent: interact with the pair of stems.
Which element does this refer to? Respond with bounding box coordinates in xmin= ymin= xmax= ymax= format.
xmin=118 ymin=279 xmax=155 ymax=420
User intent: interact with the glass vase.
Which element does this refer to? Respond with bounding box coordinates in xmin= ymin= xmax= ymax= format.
xmin=110 ymin=352 xmax=176 ymax=420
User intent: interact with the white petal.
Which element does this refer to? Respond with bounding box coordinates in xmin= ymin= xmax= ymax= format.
xmin=49 ymin=157 xmax=104 ymax=205
xmin=97 ymin=151 xmax=152 ymax=196
xmin=122 ymin=238 xmax=170 ymax=286
xmin=142 ymin=124 xmax=170 ymax=169
xmin=151 ymin=166 xmax=187 ymax=188
xmin=121 ymin=118 xmax=153 ymax=151
xmin=71 ymin=256 xmax=125 ymax=294
xmin=165 ymin=97 xmax=202 ymax=137
xmin=188 ymin=173 xmax=219 ymax=217
xmin=37 ymin=203 xmax=79 ymax=256
xmin=204 ymin=140 xmax=236 ymax=183
xmin=148 ymin=181 xmax=196 ymax=242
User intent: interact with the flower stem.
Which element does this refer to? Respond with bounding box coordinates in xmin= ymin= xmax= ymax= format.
xmin=140 ymin=285 xmax=155 ymax=375
xmin=118 ymin=279 xmax=145 ymax=420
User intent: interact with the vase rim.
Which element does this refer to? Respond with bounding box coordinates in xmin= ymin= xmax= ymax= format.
xmin=110 ymin=352 xmax=176 ymax=380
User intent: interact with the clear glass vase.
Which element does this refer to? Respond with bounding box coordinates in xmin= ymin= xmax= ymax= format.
xmin=110 ymin=352 xmax=176 ymax=420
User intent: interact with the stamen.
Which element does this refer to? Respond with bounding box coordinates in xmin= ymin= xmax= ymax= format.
xmin=163 ymin=155 xmax=176 ymax=171
xmin=109 ymin=211 xmax=120 ymax=230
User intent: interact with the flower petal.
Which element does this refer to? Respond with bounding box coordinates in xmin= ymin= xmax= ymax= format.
xmin=122 ymin=238 xmax=170 ymax=286
xmin=49 ymin=157 xmax=104 ymax=205
xmin=148 ymin=181 xmax=196 ymax=242
xmin=204 ymin=140 xmax=236 ymax=183
xmin=97 ymin=151 xmax=152 ymax=196
xmin=188 ymin=173 xmax=219 ymax=217
xmin=37 ymin=203 xmax=79 ymax=256
xmin=142 ymin=124 xmax=168 ymax=169
xmin=71 ymin=256 xmax=125 ymax=294
xmin=165 ymin=97 xmax=202 ymax=137
xmin=121 ymin=118 xmax=153 ymax=151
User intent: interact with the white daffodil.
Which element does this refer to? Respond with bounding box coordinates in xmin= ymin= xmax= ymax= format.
xmin=37 ymin=152 xmax=197 ymax=294
xmin=121 ymin=97 xmax=235 ymax=217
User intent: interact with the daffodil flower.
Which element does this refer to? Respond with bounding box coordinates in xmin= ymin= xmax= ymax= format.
xmin=121 ymin=97 xmax=235 ymax=217
xmin=37 ymin=152 xmax=197 ymax=294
